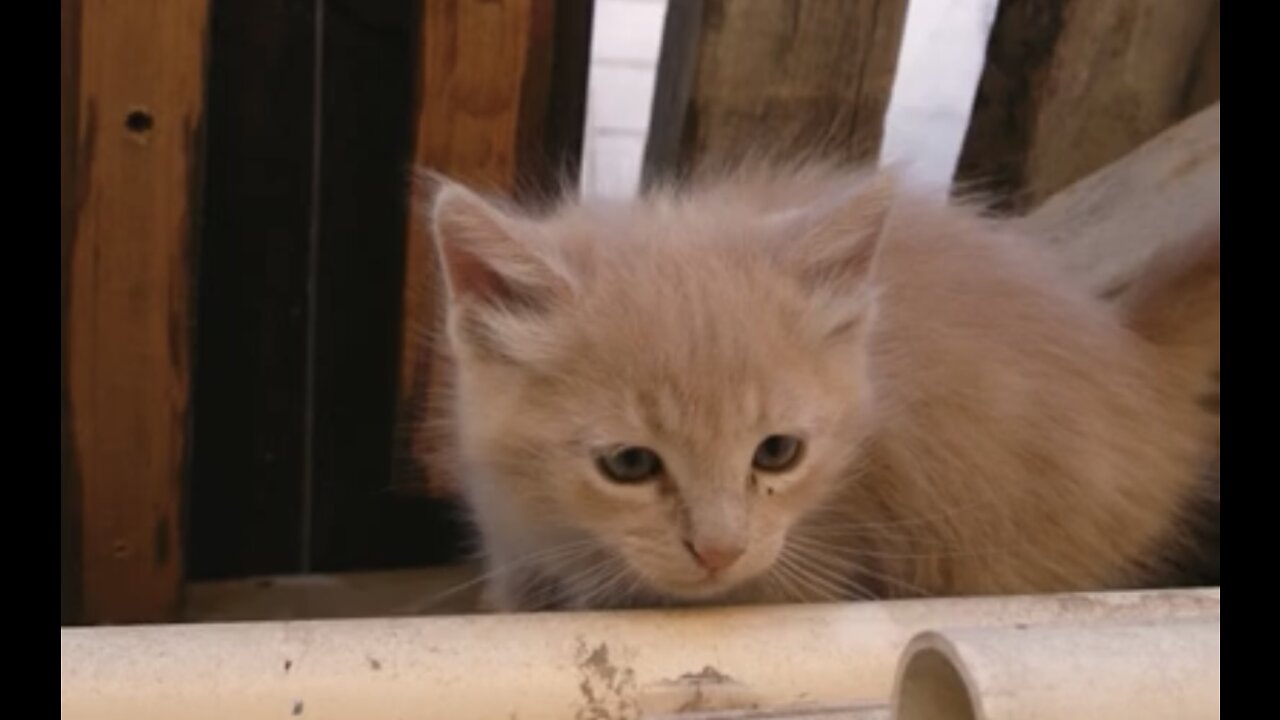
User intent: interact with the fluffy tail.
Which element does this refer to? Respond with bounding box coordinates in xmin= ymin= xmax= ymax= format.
xmin=1120 ymin=222 xmax=1221 ymax=395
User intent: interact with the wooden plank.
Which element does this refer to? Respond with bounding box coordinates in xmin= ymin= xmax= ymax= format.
xmin=308 ymin=0 xmax=473 ymax=571
xmin=540 ymin=0 xmax=596 ymax=186
xmin=399 ymin=0 xmax=564 ymax=499
xmin=956 ymin=0 xmax=1217 ymax=211
xmin=65 ymin=0 xmax=210 ymax=623
xmin=1184 ymin=0 xmax=1220 ymax=114
xmin=411 ymin=0 xmax=555 ymax=189
xmin=185 ymin=0 xmax=316 ymax=580
xmin=647 ymin=0 xmax=909 ymax=177
xmin=642 ymin=0 xmax=704 ymax=187
xmin=1022 ymin=102 xmax=1219 ymax=300
xmin=61 ymin=0 xmax=82 ymax=625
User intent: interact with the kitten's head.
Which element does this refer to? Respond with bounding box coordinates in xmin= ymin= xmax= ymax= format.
xmin=430 ymin=168 xmax=894 ymax=602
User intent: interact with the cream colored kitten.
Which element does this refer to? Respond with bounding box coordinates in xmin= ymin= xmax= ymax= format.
xmin=424 ymin=163 xmax=1219 ymax=612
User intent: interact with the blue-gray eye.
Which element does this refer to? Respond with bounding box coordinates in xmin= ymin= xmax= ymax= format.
xmin=752 ymin=435 xmax=804 ymax=472
xmin=596 ymin=446 xmax=663 ymax=484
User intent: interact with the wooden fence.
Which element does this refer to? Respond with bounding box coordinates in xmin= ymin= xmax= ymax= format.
xmin=61 ymin=0 xmax=1219 ymax=624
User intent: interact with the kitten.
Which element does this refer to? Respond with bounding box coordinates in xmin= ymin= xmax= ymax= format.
xmin=422 ymin=162 xmax=1220 ymax=612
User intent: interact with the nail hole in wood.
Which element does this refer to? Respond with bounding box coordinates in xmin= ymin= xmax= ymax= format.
xmin=125 ymin=109 xmax=154 ymax=134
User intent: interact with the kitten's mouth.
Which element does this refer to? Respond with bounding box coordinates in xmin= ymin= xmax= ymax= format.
xmin=638 ymin=565 xmax=761 ymax=601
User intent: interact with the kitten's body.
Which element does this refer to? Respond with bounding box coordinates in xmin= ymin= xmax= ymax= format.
xmin=823 ymin=199 xmax=1217 ymax=596
xmin=425 ymin=164 xmax=1219 ymax=611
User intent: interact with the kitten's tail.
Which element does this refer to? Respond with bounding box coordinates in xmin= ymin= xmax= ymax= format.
xmin=1120 ymin=222 xmax=1221 ymax=398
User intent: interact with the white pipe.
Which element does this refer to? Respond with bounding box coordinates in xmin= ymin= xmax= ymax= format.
xmin=61 ymin=588 xmax=1218 ymax=720
xmin=892 ymin=616 xmax=1220 ymax=720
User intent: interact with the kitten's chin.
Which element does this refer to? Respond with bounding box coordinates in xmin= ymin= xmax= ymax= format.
xmin=653 ymin=580 xmax=735 ymax=602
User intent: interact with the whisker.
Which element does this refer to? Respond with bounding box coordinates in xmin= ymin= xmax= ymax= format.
xmin=774 ymin=555 xmax=841 ymax=602
xmin=781 ymin=548 xmax=870 ymax=602
xmin=568 ymin=557 xmax=633 ymax=609
xmin=767 ymin=559 xmax=808 ymax=603
xmin=846 ymin=560 xmax=931 ymax=598
xmin=414 ymin=538 xmax=597 ymax=611
xmin=785 ymin=531 xmax=934 ymax=599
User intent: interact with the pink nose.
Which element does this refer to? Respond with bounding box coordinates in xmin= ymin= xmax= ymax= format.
xmin=686 ymin=540 xmax=745 ymax=573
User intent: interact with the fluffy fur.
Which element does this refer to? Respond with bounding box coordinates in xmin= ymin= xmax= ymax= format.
xmin=422 ymin=163 xmax=1220 ymax=611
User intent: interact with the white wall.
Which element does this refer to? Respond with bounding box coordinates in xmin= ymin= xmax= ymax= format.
xmin=579 ymin=0 xmax=668 ymax=198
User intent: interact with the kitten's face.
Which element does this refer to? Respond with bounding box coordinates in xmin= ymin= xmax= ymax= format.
xmin=433 ymin=173 xmax=890 ymax=603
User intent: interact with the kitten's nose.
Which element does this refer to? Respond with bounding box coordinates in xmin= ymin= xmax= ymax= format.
xmin=685 ymin=540 xmax=745 ymax=573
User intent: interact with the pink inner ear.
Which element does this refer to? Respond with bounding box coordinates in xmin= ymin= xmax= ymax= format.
xmin=440 ymin=239 xmax=508 ymax=304
xmin=431 ymin=182 xmax=530 ymax=305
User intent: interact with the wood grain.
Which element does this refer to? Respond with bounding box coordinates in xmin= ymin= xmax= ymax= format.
xmin=1023 ymin=102 xmax=1220 ymax=300
xmin=956 ymin=0 xmax=1217 ymax=210
xmin=65 ymin=0 xmax=210 ymax=622
xmin=648 ymin=0 xmax=909 ymax=176
xmin=643 ymin=0 xmax=703 ymax=187
xmin=1184 ymin=0 xmax=1220 ymax=114
xmin=61 ymin=0 xmax=83 ymax=625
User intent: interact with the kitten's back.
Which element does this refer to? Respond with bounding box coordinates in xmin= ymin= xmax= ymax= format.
xmin=841 ymin=189 xmax=1219 ymax=594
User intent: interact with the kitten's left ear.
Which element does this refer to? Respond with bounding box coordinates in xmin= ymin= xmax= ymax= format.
xmin=774 ymin=170 xmax=897 ymax=341
xmin=788 ymin=170 xmax=896 ymax=291
xmin=427 ymin=176 xmax=572 ymax=310
xmin=425 ymin=175 xmax=576 ymax=364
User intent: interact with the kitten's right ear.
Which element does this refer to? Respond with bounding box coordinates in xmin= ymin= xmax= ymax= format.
xmin=427 ymin=177 xmax=570 ymax=310
xmin=793 ymin=170 xmax=896 ymax=290
xmin=770 ymin=171 xmax=897 ymax=343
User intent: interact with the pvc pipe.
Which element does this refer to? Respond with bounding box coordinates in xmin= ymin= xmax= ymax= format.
xmin=61 ymin=588 xmax=1218 ymax=720
xmin=892 ymin=616 xmax=1220 ymax=720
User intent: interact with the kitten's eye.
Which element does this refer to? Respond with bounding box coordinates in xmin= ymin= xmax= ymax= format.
xmin=753 ymin=435 xmax=804 ymax=472
xmin=596 ymin=446 xmax=664 ymax=484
